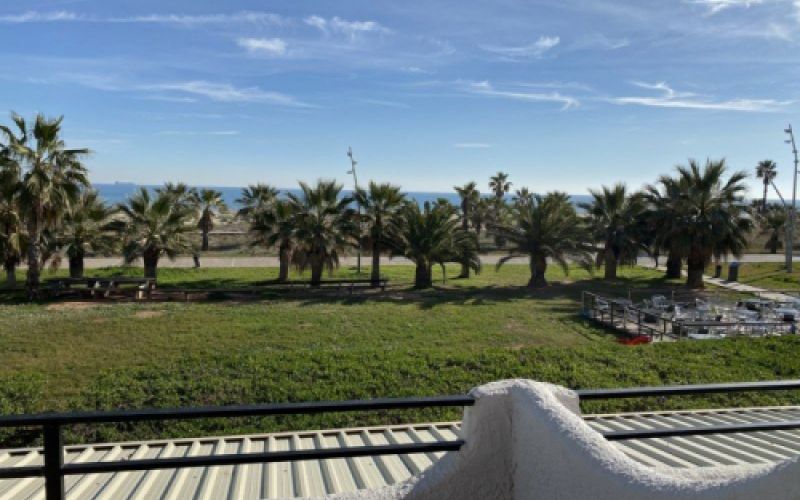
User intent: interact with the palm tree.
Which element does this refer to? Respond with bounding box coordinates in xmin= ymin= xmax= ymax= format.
xmin=758 ymin=206 xmax=787 ymax=254
xmin=0 ymin=163 xmax=22 ymax=287
xmin=755 ymin=160 xmax=778 ymax=212
xmin=355 ymin=182 xmax=406 ymax=286
xmin=454 ymin=181 xmax=480 ymax=278
xmin=643 ymin=175 xmax=687 ymax=279
xmin=0 ymin=113 xmax=89 ymax=297
xmin=671 ymin=159 xmax=752 ymax=288
xmin=390 ymin=201 xmax=479 ymax=288
xmin=195 ymin=189 xmax=227 ymax=251
xmin=489 ymin=171 xmax=512 ymax=200
xmin=513 ymin=187 xmax=534 ymax=207
xmin=108 ymin=188 xmax=194 ymax=278
xmin=491 ymin=192 xmax=593 ymax=287
xmin=60 ymin=190 xmax=115 ymax=278
xmin=471 ymin=198 xmax=491 ymax=237
xmin=580 ymin=184 xmax=646 ymax=280
xmin=237 ymin=183 xmax=279 ymax=220
xmin=289 ymin=180 xmax=356 ymax=286
xmin=249 ymin=199 xmax=296 ymax=282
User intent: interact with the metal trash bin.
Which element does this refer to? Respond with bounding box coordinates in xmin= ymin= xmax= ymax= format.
xmin=728 ymin=262 xmax=740 ymax=282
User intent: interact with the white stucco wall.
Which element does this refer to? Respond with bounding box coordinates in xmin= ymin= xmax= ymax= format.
xmin=316 ymin=379 xmax=800 ymax=500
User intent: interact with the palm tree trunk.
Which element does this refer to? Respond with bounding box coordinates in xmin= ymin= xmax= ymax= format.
xmin=604 ymin=247 xmax=618 ymax=280
xmin=310 ymin=258 xmax=323 ymax=287
xmin=143 ymin=252 xmax=159 ymax=279
xmin=414 ymin=261 xmax=432 ymax=289
xmin=528 ymin=254 xmax=548 ymax=288
xmin=69 ymin=253 xmax=84 ymax=279
xmin=763 ymin=181 xmax=769 ymax=212
xmin=686 ymin=247 xmax=705 ymax=289
xmin=370 ymin=241 xmax=381 ymax=286
xmin=278 ymin=243 xmax=290 ymax=282
xmin=201 ymin=230 xmax=209 ymax=251
xmin=25 ymin=218 xmax=41 ymax=299
xmin=665 ymin=249 xmax=682 ymax=279
xmin=4 ymin=260 xmax=15 ymax=287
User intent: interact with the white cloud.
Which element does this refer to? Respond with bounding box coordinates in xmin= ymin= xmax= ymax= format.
xmin=610 ymin=81 xmax=792 ymax=112
xmin=464 ymin=80 xmax=579 ymax=110
xmin=158 ymin=130 xmax=240 ymax=136
xmin=237 ymin=37 xmax=287 ymax=56
xmin=359 ymin=99 xmax=409 ymax=108
xmin=453 ymin=142 xmax=492 ymax=148
xmin=0 ymin=10 xmax=285 ymax=26
xmin=481 ymin=36 xmax=560 ymax=60
xmin=145 ymin=81 xmax=313 ymax=107
xmin=686 ymin=0 xmax=765 ymax=14
xmin=304 ymin=15 xmax=390 ymax=40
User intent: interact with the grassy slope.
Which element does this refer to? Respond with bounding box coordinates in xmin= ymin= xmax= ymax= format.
xmin=714 ymin=262 xmax=800 ymax=291
xmin=2 ymin=264 xmax=800 ymax=445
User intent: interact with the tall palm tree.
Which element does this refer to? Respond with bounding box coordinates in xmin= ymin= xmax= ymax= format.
xmin=108 ymin=188 xmax=194 ymax=278
xmin=489 ymin=171 xmax=512 ymax=200
xmin=355 ymin=182 xmax=406 ymax=286
xmin=454 ymin=181 xmax=480 ymax=278
xmin=389 ymin=201 xmax=479 ymax=288
xmin=0 ymin=113 xmax=89 ymax=297
xmin=60 ymin=190 xmax=115 ymax=278
xmin=513 ymin=187 xmax=534 ymax=207
xmin=758 ymin=206 xmax=787 ymax=254
xmin=755 ymin=160 xmax=778 ymax=213
xmin=289 ymin=180 xmax=356 ymax=286
xmin=643 ymin=175 xmax=687 ymax=279
xmin=671 ymin=159 xmax=752 ymax=288
xmin=249 ymin=199 xmax=296 ymax=282
xmin=491 ymin=192 xmax=593 ymax=287
xmin=580 ymin=183 xmax=646 ymax=280
xmin=236 ymin=183 xmax=279 ymax=220
xmin=195 ymin=189 xmax=227 ymax=251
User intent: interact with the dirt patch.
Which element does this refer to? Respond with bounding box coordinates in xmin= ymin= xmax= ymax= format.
xmin=45 ymin=302 xmax=98 ymax=311
xmin=133 ymin=310 xmax=165 ymax=319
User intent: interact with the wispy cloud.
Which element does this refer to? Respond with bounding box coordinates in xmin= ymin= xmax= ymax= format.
xmin=686 ymin=0 xmax=765 ymax=14
xmin=304 ymin=15 xmax=390 ymax=40
xmin=237 ymin=37 xmax=288 ymax=57
xmin=480 ymin=36 xmax=560 ymax=60
xmin=359 ymin=98 xmax=409 ymax=108
xmin=610 ymin=81 xmax=792 ymax=112
xmin=158 ymin=130 xmax=240 ymax=136
xmin=0 ymin=10 xmax=285 ymax=26
xmin=464 ymin=80 xmax=579 ymax=110
xmin=453 ymin=142 xmax=492 ymax=149
xmin=145 ymin=81 xmax=313 ymax=107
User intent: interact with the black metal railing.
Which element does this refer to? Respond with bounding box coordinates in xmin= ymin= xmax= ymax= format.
xmin=0 ymin=395 xmax=475 ymax=500
xmin=576 ymin=379 xmax=800 ymax=441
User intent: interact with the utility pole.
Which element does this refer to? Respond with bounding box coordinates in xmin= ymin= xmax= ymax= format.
xmin=786 ymin=125 xmax=798 ymax=273
xmin=347 ymin=147 xmax=362 ymax=274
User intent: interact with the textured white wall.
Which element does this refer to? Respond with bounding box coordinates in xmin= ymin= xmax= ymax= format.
xmin=320 ymin=379 xmax=800 ymax=500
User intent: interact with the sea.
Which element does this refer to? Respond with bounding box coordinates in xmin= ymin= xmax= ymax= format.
xmin=94 ymin=182 xmax=594 ymax=209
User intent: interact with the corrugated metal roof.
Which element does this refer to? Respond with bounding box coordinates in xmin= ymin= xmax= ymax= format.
xmin=585 ymin=406 xmax=800 ymax=468
xmin=0 ymin=422 xmax=461 ymax=500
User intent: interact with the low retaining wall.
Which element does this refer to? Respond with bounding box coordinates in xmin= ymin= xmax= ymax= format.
xmin=325 ymin=379 xmax=800 ymax=500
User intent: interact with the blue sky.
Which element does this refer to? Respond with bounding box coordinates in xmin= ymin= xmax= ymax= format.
xmin=1 ymin=0 xmax=799 ymax=195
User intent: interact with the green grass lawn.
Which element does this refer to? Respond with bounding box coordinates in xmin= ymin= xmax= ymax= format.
xmin=711 ymin=262 xmax=800 ymax=291
xmin=2 ymin=263 xmax=800 ymax=447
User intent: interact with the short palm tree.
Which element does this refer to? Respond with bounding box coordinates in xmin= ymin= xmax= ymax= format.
xmin=491 ymin=192 xmax=593 ymax=287
xmin=454 ymin=181 xmax=480 ymax=278
xmin=671 ymin=159 xmax=752 ymax=288
xmin=0 ymin=113 xmax=89 ymax=297
xmin=289 ymin=180 xmax=356 ymax=286
xmin=196 ymin=189 xmax=227 ymax=251
xmin=513 ymin=187 xmax=534 ymax=207
xmin=758 ymin=206 xmax=787 ymax=254
xmin=390 ymin=201 xmax=479 ymax=288
xmin=355 ymin=182 xmax=406 ymax=286
xmin=755 ymin=160 xmax=777 ymax=212
xmin=249 ymin=199 xmax=296 ymax=282
xmin=0 ymin=164 xmax=22 ymax=287
xmin=237 ymin=184 xmax=279 ymax=220
xmin=108 ymin=188 xmax=194 ymax=278
xmin=470 ymin=198 xmax=491 ymax=237
xmin=580 ymin=183 xmax=646 ymax=279
xmin=60 ymin=190 xmax=115 ymax=278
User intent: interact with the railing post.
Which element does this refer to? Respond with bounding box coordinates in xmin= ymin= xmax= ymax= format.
xmin=43 ymin=424 xmax=64 ymax=500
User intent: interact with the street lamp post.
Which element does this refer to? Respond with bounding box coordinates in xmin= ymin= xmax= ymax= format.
xmin=786 ymin=125 xmax=798 ymax=273
xmin=347 ymin=147 xmax=362 ymax=275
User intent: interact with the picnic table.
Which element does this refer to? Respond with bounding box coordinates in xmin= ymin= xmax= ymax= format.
xmin=45 ymin=277 xmax=156 ymax=299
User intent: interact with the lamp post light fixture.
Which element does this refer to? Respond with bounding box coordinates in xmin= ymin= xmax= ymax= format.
xmin=347 ymin=147 xmax=362 ymax=275
xmin=786 ymin=125 xmax=799 ymax=273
